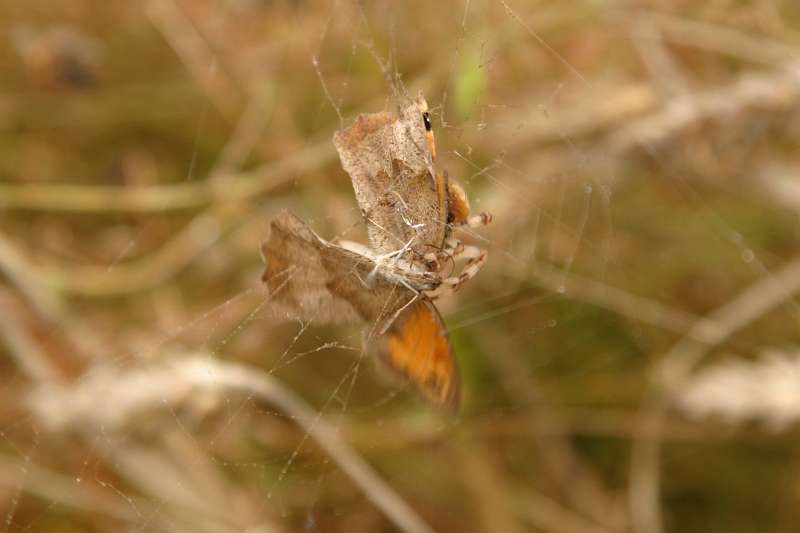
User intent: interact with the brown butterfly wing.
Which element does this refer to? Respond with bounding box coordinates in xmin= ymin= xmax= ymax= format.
xmin=375 ymin=298 xmax=460 ymax=409
xmin=261 ymin=210 xmax=415 ymax=325
xmin=332 ymin=96 xmax=448 ymax=258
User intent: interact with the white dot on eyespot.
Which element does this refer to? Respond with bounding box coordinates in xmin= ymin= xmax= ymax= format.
xmin=741 ymin=249 xmax=755 ymax=263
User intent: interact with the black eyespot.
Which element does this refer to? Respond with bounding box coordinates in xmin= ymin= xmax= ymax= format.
xmin=422 ymin=111 xmax=432 ymax=131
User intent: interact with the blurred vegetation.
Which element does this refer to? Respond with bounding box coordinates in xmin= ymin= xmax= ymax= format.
xmin=2 ymin=1 xmax=800 ymax=532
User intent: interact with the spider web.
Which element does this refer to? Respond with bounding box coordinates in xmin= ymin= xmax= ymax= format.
xmin=2 ymin=1 xmax=800 ymax=532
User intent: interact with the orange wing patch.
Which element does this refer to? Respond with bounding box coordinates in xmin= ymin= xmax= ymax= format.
xmin=379 ymin=299 xmax=459 ymax=409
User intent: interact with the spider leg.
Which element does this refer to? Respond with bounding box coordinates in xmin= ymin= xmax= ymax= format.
xmin=424 ymin=245 xmax=487 ymax=300
xmin=451 ymin=244 xmax=485 ymax=263
xmin=455 ymin=212 xmax=492 ymax=229
xmin=441 ymin=237 xmax=464 ymax=258
xmin=422 ymin=251 xmax=440 ymax=272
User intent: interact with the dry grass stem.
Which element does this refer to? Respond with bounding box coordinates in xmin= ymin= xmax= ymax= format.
xmin=608 ymin=62 xmax=800 ymax=154
xmin=630 ymin=253 xmax=800 ymax=533
xmin=676 ymin=349 xmax=800 ymax=430
xmin=645 ymin=11 xmax=800 ymax=67
xmin=28 ymin=355 xmax=436 ymax=533
xmin=0 ymin=141 xmax=335 ymax=213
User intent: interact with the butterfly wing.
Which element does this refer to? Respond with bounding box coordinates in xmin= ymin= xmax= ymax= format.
xmin=261 ymin=210 xmax=415 ymax=325
xmin=375 ymin=298 xmax=460 ymax=409
xmin=333 ymin=95 xmax=448 ymax=258
xmin=262 ymin=210 xmax=460 ymax=409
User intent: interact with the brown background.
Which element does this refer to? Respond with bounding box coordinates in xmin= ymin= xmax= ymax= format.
xmin=2 ymin=1 xmax=800 ymax=532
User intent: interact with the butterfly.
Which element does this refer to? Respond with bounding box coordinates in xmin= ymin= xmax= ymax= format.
xmin=261 ymin=93 xmax=490 ymax=409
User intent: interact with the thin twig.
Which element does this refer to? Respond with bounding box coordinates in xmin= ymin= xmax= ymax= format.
xmin=0 ymin=210 xmax=238 ymax=297
xmin=0 ymin=140 xmax=335 ymax=213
